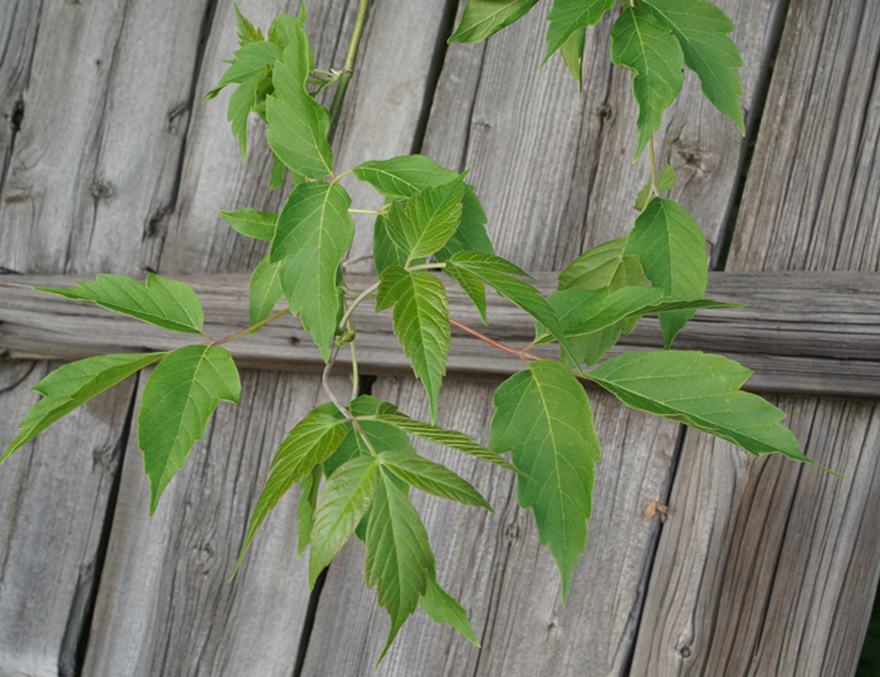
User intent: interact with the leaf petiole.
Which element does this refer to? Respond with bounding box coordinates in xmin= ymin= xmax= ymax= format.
xmin=208 ymin=308 xmax=290 ymax=346
xmin=406 ymin=262 xmax=447 ymax=273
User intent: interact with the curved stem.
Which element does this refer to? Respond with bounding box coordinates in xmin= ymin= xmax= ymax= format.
xmin=339 ymin=280 xmax=381 ymax=331
xmin=208 ymin=308 xmax=289 ymax=346
xmin=329 ymin=0 xmax=370 ymax=138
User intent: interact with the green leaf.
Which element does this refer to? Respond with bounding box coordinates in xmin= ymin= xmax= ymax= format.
xmin=434 ymin=186 xmax=494 ymax=262
xmin=373 ymin=411 xmax=521 ymax=475
xmin=271 ymin=181 xmax=354 ymax=361
xmin=560 ymin=28 xmax=586 ymax=91
xmin=36 ymin=273 xmax=204 ymax=335
xmin=490 ymin=360 xmax=601 ymax=603
xmin=584 ymin=351 xmax=816 ymax=465
xmin=139 ymin=345 xmax=241 ymax=514
xmin=445 ymin=261 xmax=487 ymax=325
xmin=220 ymin=208 xmax=277 ymax=241
xmin=376 ymin=267 xmax=450 ymax=424
xmin=419 ymin=569 xmax=481 ymax=647
xmin=236 ymin=407 xmax=348 ymax=571
xmin=2 ymin=353 xmax=165 ymax=462
xmin=610 ymin=6 xmax=685 ymax=160
xmin=545 ymin=0 xmax=614 ymax=61
xmin=248 ymin=254 xmax=285 ymax=327
xmin=373 ymin=203 xmax=426 ymax=275
xmin=324 ymin=396 xmax=411 ymax=478
xmin=365 ymin=467 xmax=434 ymax=662
xmin=379 ymin=450 xmax=492 ymax=511
xmin=297 ymin=463 xmax=322 ymax=557
xmin=445 ymin=252 xmax=574 ymax=362
xmin=449 ymin=0 xmax=540 ymax=44
xmin=309 ymin=455 xmax=378 ymax=586
xmin=641 ymin=0 xmax=745 ymax=135
xmin=384 ymin=176 xmax=466 ymax=260
xmin=266 ymin=32 xmax=334 ymax=178
xmin=226 ymin=70 xmax=263 ymax=160
xmin=353 ymin=155 xmax=458 ymax=198
xmin=559 ymin=237 xmax=645 ymax=292
xmin=635 ymin=163 xmax=678 ymax=211
xmin=625 ymin=198 xmax=708 ymax=348
xmin=235 ymin=4 xmax=263 ymax=45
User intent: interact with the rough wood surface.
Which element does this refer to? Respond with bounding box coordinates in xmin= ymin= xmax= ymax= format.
xmin=301 ymin=0 xmax=786 ymax=674
xmin=631 ymin=1 xmax=880 ymax=674
xmin=2 ymin=271 xmax=879 ymax=397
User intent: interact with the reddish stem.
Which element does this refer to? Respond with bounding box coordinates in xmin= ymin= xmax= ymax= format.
xmin=448 ymin=317 xmax=541 ymax=363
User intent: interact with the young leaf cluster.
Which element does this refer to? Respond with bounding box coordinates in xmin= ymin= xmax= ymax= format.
xmin=1 ymin=0 xmax=832 ymax=662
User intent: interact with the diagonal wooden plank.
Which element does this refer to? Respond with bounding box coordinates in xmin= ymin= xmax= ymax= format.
xmin=632 ymin=1 xmax=880 ymax=674
xmin=301 ymin=0 xmax=786 ymax=673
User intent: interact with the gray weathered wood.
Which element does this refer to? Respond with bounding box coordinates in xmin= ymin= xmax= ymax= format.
xmin=2 ymin=271 xmax=879 ymax=397
xmin=632 ymin=1 xmax=880 ymax=674
xmin=302 ymin=0 xmax=786 ymax=673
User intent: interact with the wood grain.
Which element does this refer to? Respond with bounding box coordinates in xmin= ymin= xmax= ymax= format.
xmin=2 ymin=271 xmax=879 ymax=397
xmin=631 ymin=1 xmax=880 ymax=674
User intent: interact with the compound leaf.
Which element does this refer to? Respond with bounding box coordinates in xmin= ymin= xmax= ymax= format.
xmin=235 ymin=4 xmax=263 ymax=45
xmin=309 ymin=455 xmax=378 ymax=586
xmin=297 ymin=463 xmax=322 ymax=557
xmin=366 ymin=467 xmax=434 ymax=662
xmin=584 ymin=351 xmax=815 ymax=465
xmin=139 ymin=345 xmax=241 ymax=514
xmin=236 ymin=407 xmax=348 ymax=572
xmin=610 ymin=6 xmax=685 ymax=160
xmin=220 ymin=208 xmax=277 ymax=241
xmin=625 ymin=198 xmax=708 ymax=348
xmin=373 ymin=412 xmax=520 ymax=475
xmin=36 ymin=273 xmax=204 ymax=335
xmin=449 ymin=0 xmax=540 ymax=44
xmin=271 ymin=181 xmax=354 ymax=361
xmin=379 ymin=449 xmax=492 ymax=511
xmin=490 ymin=360 xmax=601 ymax=603
xmin=641 ymin=0 xmax=745 ymax=134
xmin=2 ymin=352 xmax=165 ymax=462
xmin=545 ymin=0 xmax=614 ymax=61
xmin=419 ymin=568 xmax=480 ymax=646
xmin=248 ymin=254 xmax=284 ymax=327
xmin=385 ymin=177 xmax=466 ymax=260
xmin=376 ymin=268 xmax=450 ymax=424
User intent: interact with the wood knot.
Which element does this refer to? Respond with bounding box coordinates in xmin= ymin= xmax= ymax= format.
xmin=10 ymin=99 xmax=24 ymax=133
xmin=596 ymin=103 xmax=613 ymax=122
xmin=89 ymin=180 xmax=114 ymax=200
xmin=504 ymin=522 xmax=520 ymax=541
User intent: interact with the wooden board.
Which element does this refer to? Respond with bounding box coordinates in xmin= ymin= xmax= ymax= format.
xmin=3 ymin=271 xmax=880 ymax=397
xmin=301 ymin=0 xmax=787 ymax=673
xmin=631 ymin=1 xmax=880 ymax=674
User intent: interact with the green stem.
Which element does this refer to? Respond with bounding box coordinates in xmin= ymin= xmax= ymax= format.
xmin=406 ymin=261 xmax=447 ymax=272
xmin=349 ymin=208 xmax=381 ymax=215
xmin=350 ymin=339 xmax=360 ymax=401
xmin=328 ymin=0 xmax=370 ymax=138
xmin=339 ymin=280 xmax=381 ymax=331
xmin=209 ymin=308 xmax=289 ymax=346
xmin=649 ymin=135 xmax=659 ymax=199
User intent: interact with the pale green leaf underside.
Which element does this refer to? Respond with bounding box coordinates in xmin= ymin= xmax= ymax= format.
xmin=2 ymin=352 xmax=165 ymax=462
xmin=610 ymin=6 xmax=685 ymax=160
xmin=376 ymin=268 xmax=450 ymax=424
xmin=248 ymin=254 xmax=285 ymax=327
xmin=297 ymin=463 xmax=322 ymax=557
xmin=37 ymin=273 xmax=204 ymax=334
xmin=220 ymin=208 xmax=277 ymax=241
xmin=585 ymin=351 xmax=814 ymax=466
xmin=379 ymin=449 xmax=492 ymax=511
xmin=625 ymin=198 xmax=708 ymax=348
xmin=449 ymin=0 xmax=540 ymax=44
xmin=491 ymin=360 xmax=601 ymax=603
xmin=366 ymin=468 xmax=433 ymax=662
xmin=560 ymin=28 xmax=586 ymax=91
xmin=271 ymin=181 xmax=354 ymax=361
xmin=545 ymin=0 xmax=614 ymax=61
xmin=139 ymin=345 xmax=241 ymax=514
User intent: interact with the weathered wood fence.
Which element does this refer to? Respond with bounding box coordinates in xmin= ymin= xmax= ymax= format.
xmin=0 ymin=0 xmax=877 ymax=675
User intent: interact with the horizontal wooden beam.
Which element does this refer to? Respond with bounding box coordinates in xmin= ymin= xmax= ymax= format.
xmin=1 ymin=272 xmax=878 ymax=397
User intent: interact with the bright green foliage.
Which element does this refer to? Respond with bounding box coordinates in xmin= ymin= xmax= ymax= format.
xmin=297 ymin=463 xmax=322 ymax=557
xmin=235 ymin=4 xmax=263 ymax=45
xmin=271 ymin=181 xmax=354 ymax=360
xmin=558 ymin=236 xmax=644 ymax=293
xmin=491 ymin=360 xmax=601 ymax=603
xmin=635 ymin=163 xmax=678 ymax=211
xmin=353 ymin=155 xmax=457 ymax=198
xmin=373 ymin=412 xmax=520 ymax=475
xmin=419 ymin=568 xmax=480 ymax=646
xmin=220 ymin=208 xmax=277 ymax=241
xmin=545 ymin=0 xmax=614 ymax=61
xmin=449 ymin=0 xmax=540 ymax=44
xmin=309 ymin=455 xmax=378 ymax=586
xmin=373 ymin=204 xmax=420 ymax=275
xmin=379 ymin=450 xmax=492 ymax=511
xmin=37 ymin=274 xmax=204 ymax=335
xmin=376 ymin=267 xmax=450 ymax=424
xmin=435 ymin=186 xmax=494 ymax=261
xmin=265 ymin=11 xmax=334 ymax=178
xmin=385 ymin=177 xmax=466 ymax=261
xmin=236 ymin=407 xmax=348 ymax=570
xmin=2 ymin=353 xmax=165 ymax=462
xmin=560 ymin=28 xmax=586 ymax=91
xmin=365 ymin=467 xmax=434 ymax=660
xmin=324 ymin=397 xmax=412 ymax=477
xmin=584 ymin=351 xmax=814 ymax=465
xmin=610 ymin=6 xmax=685 ymax=160
xmin=625 ymin=198 xmax=708 ymax=348
xmin=641 ymin=0 xmax=745 ymax=135
xmin=139 ymin=345 xmax=241 ymax=514
xmin=248 ymin=255 xmax=284 ymax=326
